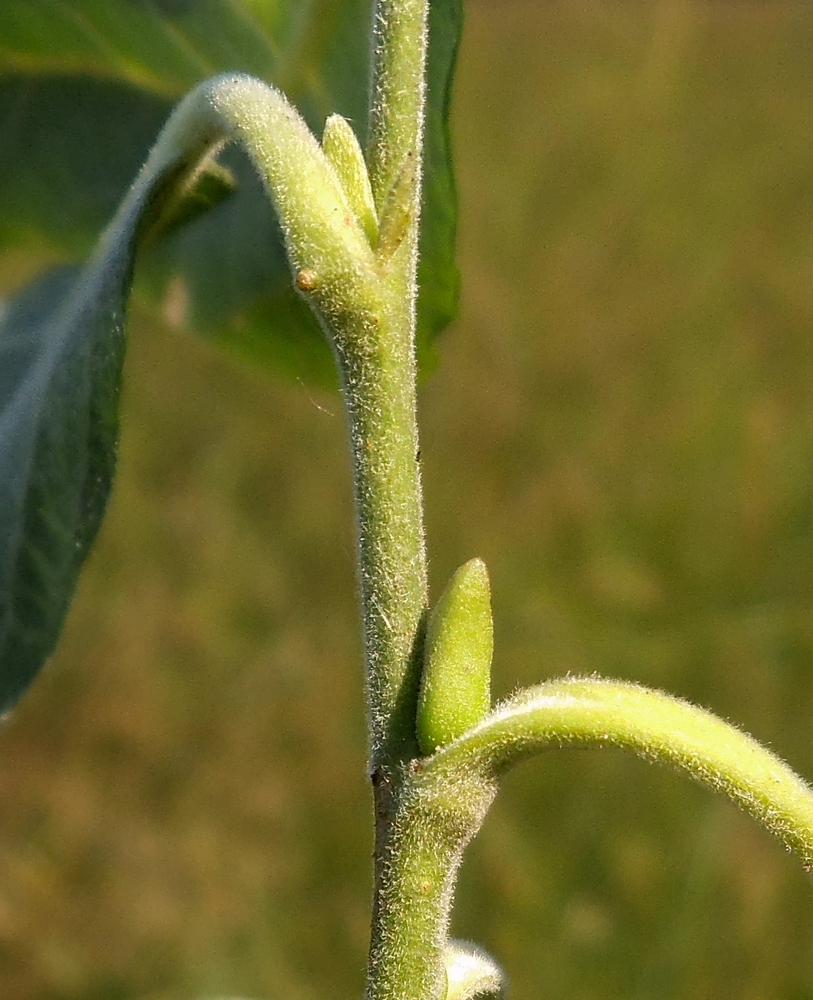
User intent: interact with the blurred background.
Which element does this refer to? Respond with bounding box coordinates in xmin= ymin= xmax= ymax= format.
xmin=4 ymin=0 xmax=813 ymax=997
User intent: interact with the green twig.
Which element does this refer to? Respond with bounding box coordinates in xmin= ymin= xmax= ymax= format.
xmin=427 ymin=676 xmax=813 ymax=869
xmin=351 ymin=2 xmax=436 ymax=999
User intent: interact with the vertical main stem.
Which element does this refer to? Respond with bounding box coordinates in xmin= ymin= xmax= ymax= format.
xmin=358 ymin=0 xmax=430 ymax=775
xmin=368 ymin=0 xmax=430 ymax=213
xmin=335 ymin=2 xmax=440 ymax=999
xmin=339 ymin=310 xmax=428 ymax=773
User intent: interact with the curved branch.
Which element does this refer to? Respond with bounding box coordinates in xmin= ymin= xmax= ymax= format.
xmin=425 ymin=676 xmax=813 ymax=870
xmin=109 ymin=73 xmax=382 ymax=340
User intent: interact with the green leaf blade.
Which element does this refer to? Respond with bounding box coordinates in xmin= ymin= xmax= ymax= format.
xmin=0 ymin=75 xmax=238 ymax=712
xmin=417 ymin=0 xmax=463 ymax=366
xmin=0 ymin=265 xmax=127 ymax=713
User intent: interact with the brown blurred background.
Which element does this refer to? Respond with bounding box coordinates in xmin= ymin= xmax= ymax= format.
xmin=4 ymin=1 xmax=813 ymax=997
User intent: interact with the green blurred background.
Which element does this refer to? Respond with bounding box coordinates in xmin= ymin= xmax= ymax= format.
xmin=4 ymin=1 xmax=813 ymax=997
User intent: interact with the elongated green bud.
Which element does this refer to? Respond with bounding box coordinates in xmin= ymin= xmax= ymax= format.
xmin=376 ymin=150 xmax=416 ymax=260
xmin=417 ymin=558 xmax=493 ymax=756
xmin=322 ymin=113 xmax=378 ymax=246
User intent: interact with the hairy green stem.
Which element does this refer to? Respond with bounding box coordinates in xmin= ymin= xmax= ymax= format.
xmin=356 ymin=2 xmax=431 ymax=759
xmin=351 ymin=2 xmax=436 ymax=1000
xmin=367 ymin=764 xmax=497 ymax=1000
xmin=428 ymin=677 xmax=813 ymax=869
xmin=335 ymin=314 xmax=428 ymax=772
xmin=369 ymin=0 xmax=430 ymax=213
xmin=112 ymin=72 xmax=380 ymax=319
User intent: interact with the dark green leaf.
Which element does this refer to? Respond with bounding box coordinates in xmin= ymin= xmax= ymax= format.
xmin=0 ymin=0 xmax=462 ymax=382
xmin=419 ymin=0 xmax=463 ymax=370
xmin=0 ymin=122 xmax=214 ymax=713
xmin=0 ymin=264 xmax=127 ymax=714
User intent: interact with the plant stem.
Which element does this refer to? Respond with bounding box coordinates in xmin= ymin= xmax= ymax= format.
xmin=368 ymin=0 xmax=430 ymax=214
xmin=365 ymin=765 xmax=497 ymax=1000
xmin=353 ymin=0 xmax=430 ymax=773
xmin=336 ymin=313 xmax=428 ymax=774
xmin=428 ymin=677 xmax=813 ymax=869
xmin=328 ymin=2 xmax=446 ymax=999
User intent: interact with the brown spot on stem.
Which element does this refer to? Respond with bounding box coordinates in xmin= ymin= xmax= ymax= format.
xmin=296 ymin=269 xmax=318 ymax=292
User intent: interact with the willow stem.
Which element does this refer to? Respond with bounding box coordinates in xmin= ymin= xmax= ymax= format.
xmin=353 ymin=0 xmax=429 ymax=774
xmin=346 ymin=1 xmax=434 ymax=999
xmin=428 ymin=677 xmax=813 ymax=869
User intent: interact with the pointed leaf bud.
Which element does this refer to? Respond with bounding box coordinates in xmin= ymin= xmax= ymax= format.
xmin=322 ymin=113 xmax=378 ymax=246
xmin=417 ymin=558 xmax=493 ymax=756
